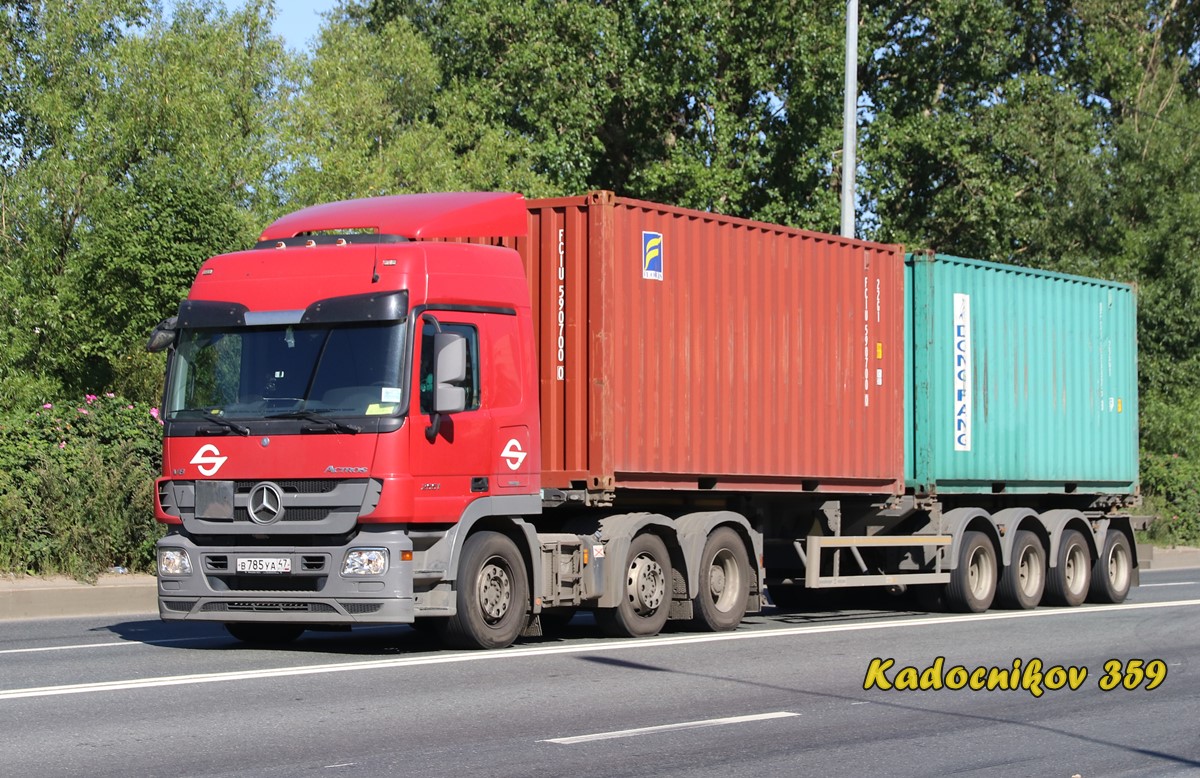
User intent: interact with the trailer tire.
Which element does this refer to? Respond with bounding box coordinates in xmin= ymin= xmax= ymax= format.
xmin=946 ymin=531 xmax=997 ymax=613
xmin=224 ymin=623 xmax=305 ymax=645
xmin=440 ymin=531 xmax=529 ymax=650
xmin=1046 ymin=529 xmax=1091 ymax=607
xmin=692 ymin=527 xmax=750 ymax=632
xmin=596 ymin=533 xmax=672 ymax=638
xmin=996 ymin=530 xmax=1046 ymax=610
xmin=1088 ymin=531 xmax=1133 ymax=604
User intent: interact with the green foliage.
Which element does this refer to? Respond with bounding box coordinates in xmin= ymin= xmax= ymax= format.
xmin=0 ymin=0 xmax=290 ymax=408
xmin=0 ymin=394 xmax=164 ymax=580
xmin=1140 ymin=452 xmax=1200 ymax=545
xmin=280 ymin=7 xmax=551 ymax=204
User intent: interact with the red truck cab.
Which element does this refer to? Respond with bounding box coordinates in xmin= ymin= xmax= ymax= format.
xmin=152 ymin=193 xmax=547 ymax=646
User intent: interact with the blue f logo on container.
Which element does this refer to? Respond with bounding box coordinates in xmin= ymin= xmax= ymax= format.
xmin=642 ymin=231 xmax=664 ymax=281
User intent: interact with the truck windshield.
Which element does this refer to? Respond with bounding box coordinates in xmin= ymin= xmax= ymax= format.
xmin=164 ymin=321 xmax=407 ymax=420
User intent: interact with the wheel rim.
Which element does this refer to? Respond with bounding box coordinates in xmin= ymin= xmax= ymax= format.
xmin=1063 ymin=542 xmax=1087 ymax=595
xmin=1016 ymin=544 xmax=1044 ymax=599
xmin=1107 ymin=542 xmax=1130 ymax=592
xmin=626 ymin=552 xmax=666 ymax=616
xmin=967 ymin=545 xmax=995 ymax=600
xmin=707 ymin=548 xmax=742 ymax=613
xmin=477 ymin=556 xmax=513 ymax=623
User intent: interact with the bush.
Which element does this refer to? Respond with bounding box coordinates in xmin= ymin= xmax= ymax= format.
xmin=1139 ymin=451 xmax=1200 ymax=546
xmin=0 ymin=394 xmax=163 ymax=580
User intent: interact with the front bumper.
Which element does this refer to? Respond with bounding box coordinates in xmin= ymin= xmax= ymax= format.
xmin=156 ymin=532 xmax=414 ymax=624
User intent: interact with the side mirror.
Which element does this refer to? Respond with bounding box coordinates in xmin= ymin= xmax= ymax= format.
xmin=432 ymin=333 xmax=467 ymax=414
xmin=425 ymin=331 xmax=468 ymax=441
xmin=146 ymin=316 xmax=178 ymax=353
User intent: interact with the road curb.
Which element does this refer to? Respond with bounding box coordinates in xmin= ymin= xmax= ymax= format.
xmin=1136 ymin=544 xmax=1200 ymax=571
xmin=0 ymin=574 xmax=157 ymax=621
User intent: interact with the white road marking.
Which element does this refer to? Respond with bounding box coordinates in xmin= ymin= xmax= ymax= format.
xmin=1140 ymin=582 xmax=1198 ymax=587
xmin=0 ymin=636 xmax=218 ymax=656
xmin=2 ymin=597 xmax=1199 ymax=702
xmin=540 ymin=711 xmax=799 ymax=745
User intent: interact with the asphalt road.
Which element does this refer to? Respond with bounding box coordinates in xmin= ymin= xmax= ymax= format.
xmin=1 ymin=569 xmax=1198 ymax=777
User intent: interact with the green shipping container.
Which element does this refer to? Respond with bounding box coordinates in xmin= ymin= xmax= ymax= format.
xmin=905 ymin=253 xmax=1138 ymax=494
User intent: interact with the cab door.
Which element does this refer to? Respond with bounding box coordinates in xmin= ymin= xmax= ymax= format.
xmin=407 ymin=312 xmax=492 ymax=521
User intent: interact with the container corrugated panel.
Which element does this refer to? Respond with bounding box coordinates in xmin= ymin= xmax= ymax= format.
xmin=905 ymin=252 xmax=1138 ymax=494
xmin=507 ymin=192 xmax=906 ymax=494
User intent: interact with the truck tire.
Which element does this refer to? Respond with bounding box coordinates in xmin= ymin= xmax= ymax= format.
xmin=692 ymin=527 xmax=750 ymax=631
xmin=1088 ymin=530 xmax=1133 ymax=604
xmin=995 ymin=530 xmax=1046 ymax=610
xmin=440 ymin=531 xmax=529 ymax=650
xmin=224 ymin=623 xmax=305 ymax=644
xmin=946 ymin=530 xmax=997 ymax=613
xmin=596 ymin=533 xmax=672 ymax=638
xmin=1046 ymin=529 xmax=1091 ymax=607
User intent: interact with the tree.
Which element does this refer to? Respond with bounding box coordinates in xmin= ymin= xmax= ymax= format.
xmin=355 ymin=0 xmax=851 ymax=228
xmin=0 ymin=0 xmax=293 ymax=405
xmin=280 ymin=5 xmax=551 ymax=206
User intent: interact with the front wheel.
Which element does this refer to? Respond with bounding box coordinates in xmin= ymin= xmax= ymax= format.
xmin=1088 ymin=530 xmax=1133 ymax=604
xmin=440 ymin=531 xmax=529 ymax=649
xmin=596 ymin=533 xmax=673 ymax=638
xmin=692 ymin=527 xmax=751 ymax=631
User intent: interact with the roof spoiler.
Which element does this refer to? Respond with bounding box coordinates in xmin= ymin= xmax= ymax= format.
xmin=259 ymin=192 xmax=528 ymax=241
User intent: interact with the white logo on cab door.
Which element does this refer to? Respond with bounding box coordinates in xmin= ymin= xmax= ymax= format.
xmin=501 ymin=439 xmax=527 ymax=471
xmin=190 ymin=444 xmax=228 ymax=477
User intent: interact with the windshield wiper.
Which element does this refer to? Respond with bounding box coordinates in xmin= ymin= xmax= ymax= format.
xmin=267 ymin=410 xmax=362 ymax=434
xmin=171 ymin=408 xmax=251 ymax=436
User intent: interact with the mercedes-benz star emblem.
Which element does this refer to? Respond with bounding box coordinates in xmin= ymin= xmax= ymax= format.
xmin=246 ymin=482 xmax=285 ymax=525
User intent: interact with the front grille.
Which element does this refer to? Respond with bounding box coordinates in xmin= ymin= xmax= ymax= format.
xmin=207 ymin=575 xmax=326 ymax=592
xmin=201 ymin=601 xmax=336 ymax=613
xmin=234 ymin=507 xmax=332 ymax=523
xmin=340 ymin=602 xmax=383 ymax=615
xmin=162 ymin=600 xmax=196 ymax=612
xmin=234 ymin=479 xmax=340 ymax=495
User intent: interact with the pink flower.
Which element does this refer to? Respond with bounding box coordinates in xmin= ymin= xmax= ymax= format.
xmin=42 ymin=403 xmax=52 ymax=409
xmin=58 ymin=441 xmax=66 ymax=449
xmin=105 ymin=392 xmax=115 ymax=398
xmin=127 ymin=405 xmax=134 ymax=410
xmin=77 ymin=408 xmax=89 ymax=415
xmin=85 ymin=394 xmax=97 ymax=404
xmin=150 ymin=407 xmax=160 ymax=419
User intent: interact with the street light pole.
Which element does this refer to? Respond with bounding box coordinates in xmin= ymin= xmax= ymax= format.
xmin=841 ymin=0 xmax=859 ymax=239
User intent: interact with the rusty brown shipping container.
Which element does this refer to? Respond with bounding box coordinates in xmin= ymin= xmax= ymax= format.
xmin=475 ymin=191 xmax=906 ymax=495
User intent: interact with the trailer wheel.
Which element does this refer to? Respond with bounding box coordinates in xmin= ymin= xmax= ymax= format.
xmin=440 ymin=531 xmax=529 ymax=649
xmin=596 ymin=533 xmax=672 ymax=638
xmin=1046 ymin=529 xmax=1091 ymax=607
xmin=946 ymin=531 xmax=997 ymax=613
xmin=224 ymin=623 xmax=305 ymax=645
xmin=1088 ymin=530 xmax=1132 ymax=604
xmin=692 ymin=527 xmax=750 ymax=632
xmin=995 ymin=530 xmax=1046 ymax=610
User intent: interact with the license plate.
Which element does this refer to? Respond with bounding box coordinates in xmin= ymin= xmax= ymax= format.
xmin=236 ymin=557 xmax=292 ymax=574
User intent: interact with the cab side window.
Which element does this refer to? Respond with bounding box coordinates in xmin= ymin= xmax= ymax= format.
xmin=419 ymin=322 xmax=480 ymax=414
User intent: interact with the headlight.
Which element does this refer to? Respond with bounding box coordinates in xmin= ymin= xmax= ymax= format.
xmin=158 ymin=548 xmax=192 ymax=576
xmin=342 ymin=548 xmax=388 ymax=576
